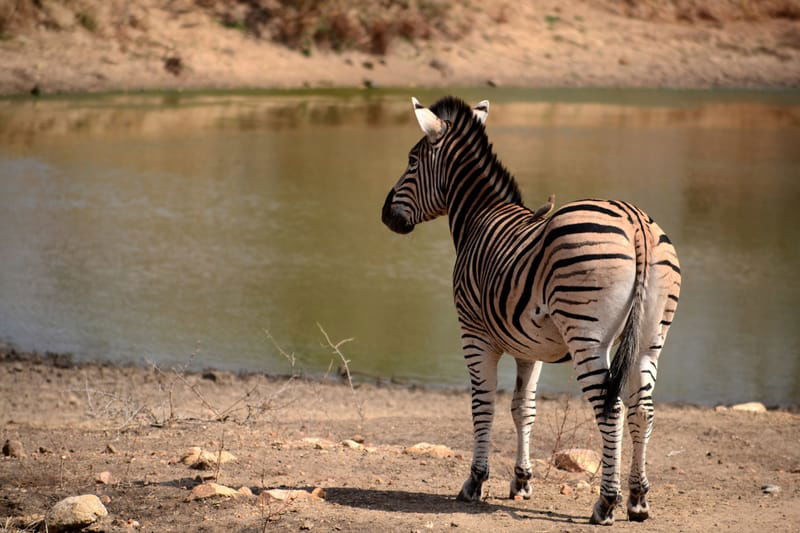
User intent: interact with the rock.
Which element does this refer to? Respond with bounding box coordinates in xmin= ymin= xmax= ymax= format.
xmin=300 ymin=521 xmax=314 ymax=530
xmin=187 ymin=482 xmax=241 ymax=501
xmin=105 ymin=443 xmax=117 ymax=454
xmin=404 ymin=443 xmax=455 ymax=459
xmin=311 ymin=487 xmax=326 ymax=499
xmin=761 ymin=484 xmax=781 ymax=494
xmin=341 ymin=439 xmax=363 ymax=449
xmin=238 ymin=486 xmax=254 ymax=497
xmin=429 ymin=58 xmax=452 ymax=75
xmin=99 ymin=495 xmax=112 ymax=504
xmin=714 ymin=405 xmax=728 ymax=412
xmin=731 ymin=402 xmax=767 ymax=413
xmin=95 ymin=471 xmax=114 ymax=484
xmin=351 ymin=434 xmax=365 ymax=444
xmin=47 ymin=495 xmax=108 ymax=530
xmin=301 ymin=437 xmax=336 ymax=450
xmin=181 ymin=447 xmax=237 ymax=469
xmin=552 ymin=449 xmax=601 ymax=474
xmin=164 ymin=56 xmax=183 ymax=76
xmin=559 ymin=483 xmax=573 ymax=496
xmin=258 ymin=488 xmax=320 ymax=504
xmin=3 ymin=439 xmax=26 ymax=458
xmin=576 ymin=480 xmax=591 ymax=492
xmin=38 ymin=446 xmax=53 ymax=454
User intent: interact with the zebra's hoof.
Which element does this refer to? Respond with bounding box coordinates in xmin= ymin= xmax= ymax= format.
xmin=456 ymin=476 xmax=484 ymax=502
xmin=509 ymin=478 xmax=532 ymax=500
xmin=509 ymin=470 xmax=533 ymax=500
xmin=589 ymin=493 xmax=621 ymax=526
xmin=627 ymin=489 xmax=650 ymax=521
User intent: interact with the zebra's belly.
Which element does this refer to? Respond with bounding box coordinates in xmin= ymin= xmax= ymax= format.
xmin=492 ymin=311 xmax=568 ymax=363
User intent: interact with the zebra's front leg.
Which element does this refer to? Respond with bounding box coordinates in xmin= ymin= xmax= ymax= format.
xmin=456 ymin=336 xmax=500 ymax=503
xmin=509 ymin=359 xmax=542 ymax=500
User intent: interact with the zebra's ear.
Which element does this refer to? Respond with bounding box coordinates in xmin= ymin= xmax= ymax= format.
xmin=412 ymin=97 xmax=446 ymax=142
xmin=472 ymin=100 xmax=490 ymax=124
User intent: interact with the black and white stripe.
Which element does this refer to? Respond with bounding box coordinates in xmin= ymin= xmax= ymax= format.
xmin=382 ymin=96 xmax=681 ymax=525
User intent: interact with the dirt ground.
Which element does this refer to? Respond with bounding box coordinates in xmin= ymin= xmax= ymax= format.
xmin=1 ymin=0 xmax=799 ymax=95
xmin=1 ymin=349 xmax=799 ymax=532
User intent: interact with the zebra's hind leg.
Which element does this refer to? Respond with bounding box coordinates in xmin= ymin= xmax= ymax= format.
xmin=624 ymin=349 xmax=661 ymax=521
xmin=570 ymin=344 xmax=624 ymax=525
xmin=456 ymin=334 xmax=501 ymax=503
xmin=509 ymin=359 xmax=542 ymax=499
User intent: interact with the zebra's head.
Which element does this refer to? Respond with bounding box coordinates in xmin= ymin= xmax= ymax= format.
xmin=381 ymin=96 xmax=490 ymax=234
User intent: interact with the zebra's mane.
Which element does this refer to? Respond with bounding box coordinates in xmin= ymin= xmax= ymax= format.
xmin=429 ymin=96 xmax=523 ymax=206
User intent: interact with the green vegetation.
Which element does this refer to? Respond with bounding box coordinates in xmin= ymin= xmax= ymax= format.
xmin=219 ymin=18 xmax=246 ymax=32
xmin=75 ymin=11 xmax=97 ymax=33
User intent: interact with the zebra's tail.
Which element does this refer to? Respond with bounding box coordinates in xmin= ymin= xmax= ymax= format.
xmin=602 ymin=223 xmax=648 ymax=419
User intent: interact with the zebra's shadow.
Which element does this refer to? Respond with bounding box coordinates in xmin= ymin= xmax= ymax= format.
xmin=323 ymin=487 xmax=583 ymax=524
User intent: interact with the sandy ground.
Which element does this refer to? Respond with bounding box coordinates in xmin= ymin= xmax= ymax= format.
xmin=1 ymin=349 xmax=799 ymax=532
xmin=1 ymin=0 xmax=799 ymax=95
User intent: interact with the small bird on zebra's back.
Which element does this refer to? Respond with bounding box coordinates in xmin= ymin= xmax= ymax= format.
xmin=381 ymin=96 xmax=681 ymax=525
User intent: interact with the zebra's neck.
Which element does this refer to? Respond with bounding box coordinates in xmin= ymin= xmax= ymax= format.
xmin=445 ymin=132 xmax=522 ymax=251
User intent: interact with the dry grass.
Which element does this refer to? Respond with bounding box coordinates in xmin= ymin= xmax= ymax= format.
xmin=201 ymin=0 xmax=473 ymax=55
xmin=598 ymin=0 xmax=800 ymax=23
xmin=0 ymin=0 xmax=473 ymax=55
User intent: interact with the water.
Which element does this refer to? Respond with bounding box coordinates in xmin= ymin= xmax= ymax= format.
xmin=0 ymin=89 xmax=798 ymax=406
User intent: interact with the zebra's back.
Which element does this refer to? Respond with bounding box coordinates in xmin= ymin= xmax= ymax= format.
xmin=462 ymin=199 xmax=679 ymax=362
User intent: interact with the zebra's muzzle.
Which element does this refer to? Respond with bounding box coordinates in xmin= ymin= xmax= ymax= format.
xmin=382 ymin=189 xmax=414 ymax=234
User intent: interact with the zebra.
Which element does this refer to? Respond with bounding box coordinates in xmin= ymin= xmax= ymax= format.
xmin=381 ymin=96 xmax=681 ymax=525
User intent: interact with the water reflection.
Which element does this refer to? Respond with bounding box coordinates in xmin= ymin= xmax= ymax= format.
xmin=0 ymin=90 xmax=798 ymax=406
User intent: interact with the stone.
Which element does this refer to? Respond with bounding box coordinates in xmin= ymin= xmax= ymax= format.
xmin=404 ymin=443 xmax=455 ymax=459
xmin=38 ymin=446 xmax=53 ymax=454
xmin=2 ymin=439 xmax=26 ymax=458
xmin=238 ymin=486 xmax=254 ymax=497
xmin=105 ymin=443 xmax=117 ymax=454
xmin=187 ymin=482 xmax=240 ymax=501
xmin=311 ymin=487 xmax=326 ymax=499
xmin=99 ymin=495 xmax=112 ymax=504
xmin=47 ymin=495 xmax=108 ymax=530
xmin=300 ymin=521 xmax=313 ymax=530
xmin=181 ymin=447 xmax=237 ymax=469
xmin=301 ymin=437 xmax=336 ymax=450
xmin=559 ymin=483 xmax=573 ymax=496
xmin=95 ymin=471 xmax=114 ymax=484
xmin=576 ymin=480 xmax=591 ymax=491
xmin=341 ymin=439 xmax=363 ymax=449
xmin=258 ymin=488 xmax=320 ymax=504
xmin=714 ymin=405 xmax=728 ymax=412
xmin=351 ymin=434 xmax=365 ymax=444
xmin=731 ymin=402 xmax=767 ymax=413
xmin=761 ymin=484 xmax=781 ymax=494
xmin=552 ymin=449 xmax=601 ymax=474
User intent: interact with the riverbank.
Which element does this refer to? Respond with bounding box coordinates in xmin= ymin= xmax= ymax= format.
xmin=1 ymin=0 xmax=799 ymax=96
xmin=1 ymin=348 xmax=798 ymax=532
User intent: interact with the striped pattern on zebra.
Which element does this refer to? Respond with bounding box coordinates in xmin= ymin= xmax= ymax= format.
xmin=381 ymin=96 xmax=681 ymax=525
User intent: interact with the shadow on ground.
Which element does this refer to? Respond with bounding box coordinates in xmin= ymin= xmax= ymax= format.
xmin=324 ymin=487 xmax=586 ymax=525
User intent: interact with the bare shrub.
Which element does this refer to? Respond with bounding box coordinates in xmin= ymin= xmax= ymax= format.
xmin=198 ymin=0 xmax=471 ymax=55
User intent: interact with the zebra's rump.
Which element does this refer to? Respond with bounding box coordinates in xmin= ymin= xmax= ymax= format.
xmin=460 ymin=199 xmax=680 ymax=360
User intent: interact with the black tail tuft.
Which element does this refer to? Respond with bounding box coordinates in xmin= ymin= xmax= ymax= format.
xmin=602 ymin=282 xmax=643 ymax=419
